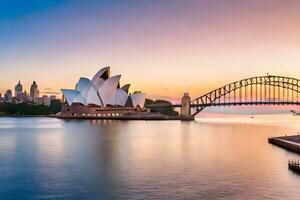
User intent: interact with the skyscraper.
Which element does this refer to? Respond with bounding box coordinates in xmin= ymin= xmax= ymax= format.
xmin=5 ymin=90 xmax=13 ymax=102
xmin=14 ymin=80 xmax=23 ymax=97
xmin=30 ymin=81 xmax=39 ymax=98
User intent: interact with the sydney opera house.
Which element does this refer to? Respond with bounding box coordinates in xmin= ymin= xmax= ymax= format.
xmin=57 ymin=67 xmax=151 ymax=119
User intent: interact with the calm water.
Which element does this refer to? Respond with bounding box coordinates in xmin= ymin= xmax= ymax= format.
xmin=1 ymin=115 xmax=300 ymax=199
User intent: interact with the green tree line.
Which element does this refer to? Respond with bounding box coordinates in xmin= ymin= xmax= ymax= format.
xmin=144 ymin=99 xmax=179 ymax=116
xmin=0 ymin=100 xmax=62 ymax=116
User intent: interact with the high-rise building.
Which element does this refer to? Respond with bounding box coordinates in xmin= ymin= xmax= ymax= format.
xmin=35 ymin=97 xmax=44 ymax=105
xmin=43 ymin=95 xmax=51 ymax=106
xmin=16 ymin=92 xmax=26 ymax=102
xmin=5 ymin=90 xmax=13 ymax=102
xmin=15 ymin=80 xmax=23 ymax=97
xmin=0 ymin=93 xmax=3 ymax=102
xmin=50 ymin=95 xmax=56 ymax=101
xmin=30 ymin=81 xmax=39 ymax=98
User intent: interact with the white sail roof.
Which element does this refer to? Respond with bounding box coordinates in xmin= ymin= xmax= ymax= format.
xmin=61 ymin=89 xmax=80 ymax=106
xmin=91 ymin=67 xmax=110 ymax=83
xmin=116 ymin=89 xmax=128 ymax=106
xmin=98 ymin=75 xmax=121 ymax=106
xmin=130 ymin=93 xmax=145 ymax=107
xmin=93 ymin=78 xmax=105 ymax=89
xmin=73 ymin=92 xmax=87 ymax=105
xmin=75 ymin=77 xmax=90 ymax=93
xmin=85 ymin=84 xmax=102 ymax=106
xmin=121 ymin=84 xmax=130 ymax=94
xmin=61 ymin=67 xmax=145 ymax=108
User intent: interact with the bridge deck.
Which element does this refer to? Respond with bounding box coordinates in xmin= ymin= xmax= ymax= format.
xmin=147 ymin=101 xmax=300 ymax=108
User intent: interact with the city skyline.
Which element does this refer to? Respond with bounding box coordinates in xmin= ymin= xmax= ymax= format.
xmin=1 ymin=0 xmax=300 ymax=100
xmin=0 ymin=79 xmax=58 ymax=96
xmin=0 ymin=79 xmax=57 ymax=106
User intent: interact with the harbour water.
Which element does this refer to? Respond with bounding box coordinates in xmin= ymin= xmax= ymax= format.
xmin=0 ymin=115 xmax=300 ymax=199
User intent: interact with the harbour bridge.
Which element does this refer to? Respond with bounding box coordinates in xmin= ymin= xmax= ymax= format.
xmin=147 ymin=75 xmax=300 ymax=117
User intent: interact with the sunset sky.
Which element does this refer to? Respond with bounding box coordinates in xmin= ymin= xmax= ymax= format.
xmin=1 ymin=0 xmax=300 ymax=101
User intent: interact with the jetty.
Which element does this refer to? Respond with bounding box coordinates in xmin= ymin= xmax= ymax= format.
xmin=268 ymin=135 xmax=300 ymax=154
xmin=288 ymin=160 xmax=300 ymax=173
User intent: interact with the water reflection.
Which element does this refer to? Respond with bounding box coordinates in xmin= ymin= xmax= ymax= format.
xmin=0 ymin=115 xmax=300 ymax=199
xmin=37 ymin=131 xmax=65 ymax=163
xmin=0 ymin=134 xmax=16 ymax=155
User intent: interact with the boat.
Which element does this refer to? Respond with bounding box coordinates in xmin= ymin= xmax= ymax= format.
xmin=290 ymin=110 xmax=300 ymax=115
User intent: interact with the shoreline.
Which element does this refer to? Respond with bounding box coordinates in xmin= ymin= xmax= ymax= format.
xmin=56 ymin=114 xmax=194 ymax=121
xmin=0 ymin=115 xmax=52 ymax=118
xmin=0 ymin=114 xmax=194 ymax=121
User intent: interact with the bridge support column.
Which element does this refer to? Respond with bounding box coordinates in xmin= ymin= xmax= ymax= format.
xmin=181 ymin=92 xmax=192 ymax=119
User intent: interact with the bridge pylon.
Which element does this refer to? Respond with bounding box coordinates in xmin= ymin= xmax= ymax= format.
xmin=181 ymin=92 xmax=192 ymax=119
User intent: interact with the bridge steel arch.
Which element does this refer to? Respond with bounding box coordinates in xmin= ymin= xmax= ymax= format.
xmin=192 ymin=75 xmax=300 ymax=116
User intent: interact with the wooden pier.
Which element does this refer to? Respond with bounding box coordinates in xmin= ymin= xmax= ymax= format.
xmin=268 ymin=135 xmax=300 ymax=154
xmin=288 ymin=160 xmax=300 ymax=173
